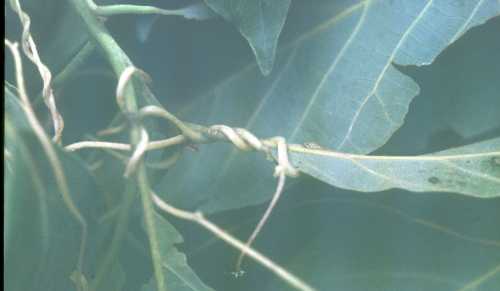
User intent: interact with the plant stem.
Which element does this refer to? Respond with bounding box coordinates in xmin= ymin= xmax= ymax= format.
xmin=91 ymin=182 xmax=136 ymax=290
xmin=93 ymin=4 xmax=184 ymax=17
xmin=69 ymin=0 xmax=137 ymax=111
xmin=138 ymin=165 xmax=166 ymax=291
xmin=152 ymin=193 xmax=317 ymax=291
xmin=65 ymin=135 xmax=185 ymax=152
xmin=5 ymin=39 xmax=88 ymax=274
xmin=69 ymin=1 xmax=167 ymax=290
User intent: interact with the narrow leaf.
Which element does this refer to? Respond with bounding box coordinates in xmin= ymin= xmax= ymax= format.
xmin=288 ymin=138 xmax=500 ymax=197
xmin=203 ymin=0 xmax=291 ymax=75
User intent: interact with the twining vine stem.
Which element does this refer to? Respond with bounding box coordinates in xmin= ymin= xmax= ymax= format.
xmin=152 ymin=193 xmax=316 ymax=291
xmin=8 ymin=1 xmax=500 ymax=291
xmin=5 ymin=39 xmax=88 ymax=277
xmin=65 ymin=65 xmax=313 ymax=291
xmin=86 ymin=0 xmax=190 ymax=17
xmin=69 ymin=1 xmax=166 ymax=290
xmin=63 ymin=0 xmax=316 ymax=290
xmin=9 ymin=0 xmax=64 ymax=143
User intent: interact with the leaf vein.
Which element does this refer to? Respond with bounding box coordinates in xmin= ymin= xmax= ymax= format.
xmin=289 ymin=1 xmax=369 ymax=141
xmin=337 ymin=0 xmax=434 ymax=151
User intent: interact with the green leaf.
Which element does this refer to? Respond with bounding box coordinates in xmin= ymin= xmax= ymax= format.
xmin=203 ymin=0 xmax=291 ymax=75
xmin=141 ymin=213 xmax=214 ymax=291
xmin=439 ymin=38 xmax=500 ymax=139
xmin=188 ymin=0 xmax=500 ymax=154
xmin=4 ymin=93 xmax=100 ymax=291
xmin=375 ymin=17 xmax=500 ymax=155
xmin=158 ymin=1 xmax=500 ymax=213
xmin=288 ymin=138 xmax=500 ymax=197
xmin=397 ymin=17 xmax=500 ymax=144
xmin=178 ymin=182 xmax=500 ymax=290
xmin=262 ymin=189 xmax=500 ymax=291
xmin=95 ymin=262 xmax=126 ymax=291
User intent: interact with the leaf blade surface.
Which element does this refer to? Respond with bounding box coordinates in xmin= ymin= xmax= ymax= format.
xmin=159 ymin=0 xmax=500 ymax=213
xmin=203 ymin=0 xmax=291 ymax=75
xmin=289 ymin=138 xmax=500 ymax=197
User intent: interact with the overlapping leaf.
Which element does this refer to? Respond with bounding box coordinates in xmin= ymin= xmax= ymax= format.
xmin=263 ymin=189 xmax=500 ymax=291
xmin=203 ymin=0 xmax=291 ymax=75
xmin=5 ymin=87 xmax=211 ymax=291
xmin=179 ymin=181 xmax=500 ymax=290
xmin=158 ymin=0 xmax=500 ymax=213
xmin=141 ymin=213 xmax=215 ymax=291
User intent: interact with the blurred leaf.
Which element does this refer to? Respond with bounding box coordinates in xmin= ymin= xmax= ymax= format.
xmin=369 ymin=17 xmax=500 ymax=156
xmin=141 ymin=213 xmax=214 ymax=291
xmin=136 ymin=2 xmax=218 ymax=43
xmin=438 ymin=21 xmax=500 ymax=139
xmin=4 ymin=84 xmax=30 ymax=131
xmin=203 ymin=0 xmax=291 ymax=75
xmin=179 ymin=178 xmax=500 ymax=291
xmin=446 ymin=88 xmax=500 ymax=139
xmin=97 ymin=262 xmax=126 ymax=291
xmin=263 ymin=189 xmax=500 ymax=291
xmin=33 ymin=1 xmax=89 ymax=76
xmin=158 ymin=0 xmax=500 ymax=213
xmin=288 ymin=138 xmax=500 ymax=197
xmin=4 ymin=91 xmax=100 ymax=291
xmin=178 ymin=2 xmax=219 ymax=21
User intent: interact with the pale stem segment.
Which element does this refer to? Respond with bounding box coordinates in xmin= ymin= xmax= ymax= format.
xmin=9 ymin=0 xmax=64 ymax=143
xmin=5 ymin=39 xmax=88 ymax=275
xmin=152 ymin=193 xmax=317 ymax=291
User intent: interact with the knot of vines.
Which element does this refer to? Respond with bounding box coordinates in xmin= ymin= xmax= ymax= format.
xmin=208 ymin=125 xmax=300 ymax=178
xmin=115 ymin=66 xmax=300 ymax=180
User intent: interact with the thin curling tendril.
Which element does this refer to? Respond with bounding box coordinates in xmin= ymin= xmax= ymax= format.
xmin=203 ymin=126 xmax=300 ymax=272
xmin=9 ymin=0 xmax=64 ymax=143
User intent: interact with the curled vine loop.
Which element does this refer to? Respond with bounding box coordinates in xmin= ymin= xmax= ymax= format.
xmin=272 ymin=137 xmax=300 ymax=178
xmin=208 ymin=125 xmax=263 ymax=151
xmin=124 ymin=128 xmax=150 ymax=177
xmin=207 ymin=125 xmax=299 ymax=178
xmin=116 ymin=66 xmax=151 ymax=111
xmin=206 ymin=126 xmax=299 ymax=271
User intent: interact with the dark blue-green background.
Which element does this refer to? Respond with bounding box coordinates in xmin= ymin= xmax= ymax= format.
xmin=5 ymin=1 xmax=500 ymax=290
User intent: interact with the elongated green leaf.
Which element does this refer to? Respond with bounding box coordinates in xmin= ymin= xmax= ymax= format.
xmin=203 ymin=0 xmax=291 ymax=75
xmin=5 ymin=93 xmax=100 ymax=291
xmin=142 ymin=213 xmax=215 ymax=291
xmin=288 ymin=138 xmax=500 ymax=197
xmin=158 ymin=0 xmax=500 ymax=213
